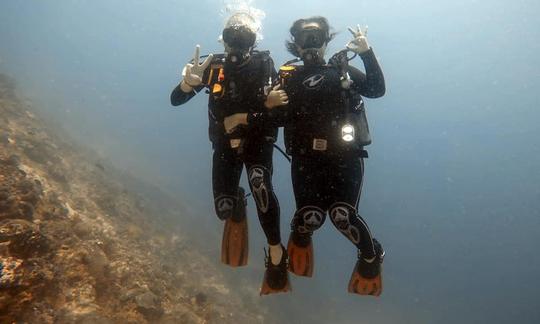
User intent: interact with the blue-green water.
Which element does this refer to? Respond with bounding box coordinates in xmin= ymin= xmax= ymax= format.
xmin=1 ymin=1 xmax=539 ymax=323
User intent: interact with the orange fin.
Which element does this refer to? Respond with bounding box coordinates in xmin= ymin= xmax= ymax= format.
xmin=348 ymin=263 xmax=383 ymax=296
xmin=287 ymin=235 xmax=314 ymax=277
xmin=221 ymin=217 xmax=248 ymax=267
xmin=260 ymin=270 xmax=291 ymax=295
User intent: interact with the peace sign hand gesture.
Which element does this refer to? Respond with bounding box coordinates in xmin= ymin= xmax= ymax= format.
xmin=346 ymin=25 xmax=370 ymax=55
xmin=182 ymin=45 xmax=214 ymax=89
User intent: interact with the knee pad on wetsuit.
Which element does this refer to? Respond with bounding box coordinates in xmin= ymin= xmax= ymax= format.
xmin=248 ymin=165 xmax=271 ymax=213
xmin=214 ymin=195 xmax=238 ymax=220
xmin=329 ymin=202 xmax=364 ymax=245
xmin=292 ymin=206 xmax=326 ymax=234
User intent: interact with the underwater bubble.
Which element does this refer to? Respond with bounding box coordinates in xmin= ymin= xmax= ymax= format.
xmin=220 ymin=0 xmax=266 ymax=42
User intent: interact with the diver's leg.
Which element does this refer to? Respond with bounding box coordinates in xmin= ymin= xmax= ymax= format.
xmin=327 ymin=155 xmax=384 ymax=296
xmin=245 ymin=141 xmax=290 ymax=294
xmin=327 ymin=156 xmax=377 ymax=257
xmin=212 ymin=144 xmax=243 ymax=220
xmin=287 ymin=155 xmax=329 ymax=277
xmin=213 ymin=144 xmax=249 ymax=267
xmin=245 ymin=143 xmax=281 ymax=246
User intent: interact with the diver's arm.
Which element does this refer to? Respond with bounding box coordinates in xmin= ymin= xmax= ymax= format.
xmin=256 ymin=81 xmax=290 ymax=127
xmin=223 ymin=55 xmax=288 ymax=132
xmin=349 ymin=49 xmax=385 ymax=98
xmin=346 ymin=25 xmax=385 ymax=98
xmin=171 ymin=45 xmax=214 ymax=106
xmin=223 ymin=105 xmax=290 ymax=134
xmin=264 ymin=84 xmax=289 ymax=109
xmin=248 ymin=105 xmax=290 ymax=128
xmin=170 ymin=83 xmax=204 ymax=106
xmin=249 ymin=58 xmax=288 ymax=127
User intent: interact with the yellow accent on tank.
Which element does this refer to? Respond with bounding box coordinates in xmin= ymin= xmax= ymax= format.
xmin=280 ymin=65 xmax=296 ymax=71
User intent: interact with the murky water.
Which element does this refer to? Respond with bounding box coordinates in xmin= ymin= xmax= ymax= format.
xmin=1 ymin=0 xmax=539 ymax=323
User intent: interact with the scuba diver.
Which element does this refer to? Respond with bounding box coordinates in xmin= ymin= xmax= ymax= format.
xmin=224 ymin=16 xmax=386 ymax=296
xmin=170 ymin=12 xmax=290 ymax=295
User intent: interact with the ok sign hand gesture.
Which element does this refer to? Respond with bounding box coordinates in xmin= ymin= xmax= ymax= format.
xmin=346 ymin=25 xmax=370 ymax=55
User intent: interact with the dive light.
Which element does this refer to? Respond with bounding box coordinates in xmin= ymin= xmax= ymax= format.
xmin=341 ymin=124 xmax=355 ymax=142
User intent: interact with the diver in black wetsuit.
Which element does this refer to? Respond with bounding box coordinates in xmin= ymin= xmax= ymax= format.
xmin=170 ymin=12 xmax=290 ymax=294
xmin=224 ymin=16 xmax=386 ymax=296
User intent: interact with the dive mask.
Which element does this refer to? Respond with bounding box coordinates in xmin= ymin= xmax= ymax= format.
xmin=223 ymin=25 xmax=256 ymax=51
xmin=295 ymin=28 xmax=327 ymax=49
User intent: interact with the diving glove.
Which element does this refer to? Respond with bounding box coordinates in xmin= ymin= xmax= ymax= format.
xmin=346 ymin=25 xmax=370 ymax=55
xmin=181 ymin=45 xmax=214 ymax=92
xmin=264 ymin=84 xmax=289 ymax=109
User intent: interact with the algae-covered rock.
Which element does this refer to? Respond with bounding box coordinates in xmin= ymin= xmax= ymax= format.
xmin=81 ymin=245 xmax=109 ymax=281
xmin=0 ymin=256 xmax=24 ymax=289
xmin=0 ymin=73 xmax=265 ymax=323
xmin=135 ymin=290 xmax=163 ymax=319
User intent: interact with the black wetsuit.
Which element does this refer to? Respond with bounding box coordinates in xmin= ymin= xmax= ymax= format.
xmin=170 ymin=51 xmax=281 ymax=245
xmin=250 ymin=48 xmax=385 ymax=258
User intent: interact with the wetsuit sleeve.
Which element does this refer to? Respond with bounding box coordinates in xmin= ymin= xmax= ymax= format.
xmin=349 ymin=48 xmax=386 ymax=98
xmin=247 ymin=105 xmax=290 ymax=129
xmin=246 ymin=56 xmax=288 ymax=128
xmin=170 ymin=83 xmax=205 ymax=106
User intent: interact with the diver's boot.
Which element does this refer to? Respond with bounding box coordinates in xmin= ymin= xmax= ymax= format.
xmin=287 ymin=231 xmax=314 ymax=277
xmin=260 ymin=245 xmax=291 ymax=295
xmin=348 ymin=238 xmax=385 ymax=296
xmin=221 ymin=187 xmax=249 ymax=267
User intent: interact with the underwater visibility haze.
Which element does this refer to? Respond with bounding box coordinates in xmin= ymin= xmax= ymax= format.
xmin=1 ymin=0 xmax=540 ymax=323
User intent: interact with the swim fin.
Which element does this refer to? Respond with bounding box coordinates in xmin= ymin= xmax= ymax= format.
xmin=287 ymin=231 xmax=314 ymax=277
xmin=260 ymin=245 xmax=291 ymax=295
xmin=348 ymin=239 xmax=385 ymax=296
xmin=221 ymin=187 xmax=249 ymax=267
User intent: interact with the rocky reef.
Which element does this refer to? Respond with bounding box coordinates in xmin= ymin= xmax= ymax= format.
xmin=0 ymin=74 xmax=265 ymax=323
